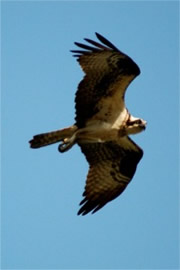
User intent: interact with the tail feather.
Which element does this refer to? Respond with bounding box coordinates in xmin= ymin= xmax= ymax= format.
xmin=29 ymin=125 xmax=77 ymax=148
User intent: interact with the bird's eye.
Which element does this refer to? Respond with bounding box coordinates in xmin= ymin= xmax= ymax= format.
xmin=135 ymin=119 xmax=142 ymax=125
xmin=127 ymin=119 xmax=141 ymax=126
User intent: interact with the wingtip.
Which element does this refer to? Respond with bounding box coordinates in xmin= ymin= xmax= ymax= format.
xmin=77 ymin=209 xmax=93 ymax=216
xmin=77 ymin=208 xmax=87 ymax=216
xmin=95 ymin=32 xmax=102 ymax=39
xmin=94 ymin=32 xmax=120 ymax=52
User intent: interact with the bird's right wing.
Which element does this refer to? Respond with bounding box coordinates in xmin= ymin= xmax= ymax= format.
xmin=71 ymin=33 xmax=140 ymax=127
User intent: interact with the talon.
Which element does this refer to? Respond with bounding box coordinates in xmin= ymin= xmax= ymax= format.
xmin=58 ymin=142 xmax=71 ymax=153
xmin=58 ymin=134 xmax=76 ymax=153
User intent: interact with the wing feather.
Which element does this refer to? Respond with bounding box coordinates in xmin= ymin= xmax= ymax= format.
xmin=73 ymin=42 xmax=100 ymax=52
xmin=72 ymin=33 xmax=140 ymax=127
xmin=84 ymin=38 xmax=107 ymax=50
xmin=78 ymin=138 xmax=143 ymax=215
xmin=95 ymin=32 xmax=120 ymax=51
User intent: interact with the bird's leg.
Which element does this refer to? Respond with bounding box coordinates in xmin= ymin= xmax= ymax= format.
xmin=75 ymin=128 xmax=119 ymax=143
xmin=58 ymin=133 xmax=76 ymax=153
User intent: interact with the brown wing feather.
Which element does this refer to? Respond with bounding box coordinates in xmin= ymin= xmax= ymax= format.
xmin=71 ymin=33 xmax=140 ymax=128
xmin=78 ymin=138 xmax=143 ymax=215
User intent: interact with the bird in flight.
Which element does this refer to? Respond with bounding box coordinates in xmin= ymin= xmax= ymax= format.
xmin=29 ymin=33 xmax=146 ymax=215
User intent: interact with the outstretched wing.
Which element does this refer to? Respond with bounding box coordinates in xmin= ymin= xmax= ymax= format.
xmin=71 ymin=33 xmax=140 ymax=128
xmin=78 ymin=138 xmax=143 ymax=215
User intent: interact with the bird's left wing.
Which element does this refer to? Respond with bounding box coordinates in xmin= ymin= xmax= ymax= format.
xmin=78 ymin=138 xmax=143 ymax=215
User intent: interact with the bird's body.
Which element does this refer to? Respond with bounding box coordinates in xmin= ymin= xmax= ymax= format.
xmin=29 ymin=33 xmax=146 ymax=215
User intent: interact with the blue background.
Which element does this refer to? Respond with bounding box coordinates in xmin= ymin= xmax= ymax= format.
xmin=2 ymin=1 xmax=179 ymax=269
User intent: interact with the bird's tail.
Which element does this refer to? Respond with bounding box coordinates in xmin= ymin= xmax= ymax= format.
xmin=29 ymin=125 xmax=77 ymax=149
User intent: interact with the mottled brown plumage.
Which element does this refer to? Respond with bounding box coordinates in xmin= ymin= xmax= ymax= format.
xmin=29 ymin=33 xmax=146 ymax=215
xmin=78 ymin=139 xmax=143 ymax=215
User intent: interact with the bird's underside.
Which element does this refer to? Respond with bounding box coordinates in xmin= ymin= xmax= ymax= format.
xmin=29 ymin=33 xmax=146 ymax=215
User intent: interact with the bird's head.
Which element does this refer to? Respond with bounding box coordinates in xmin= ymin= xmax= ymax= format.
xmin=126 ymin=116 xmax=147 ymax=135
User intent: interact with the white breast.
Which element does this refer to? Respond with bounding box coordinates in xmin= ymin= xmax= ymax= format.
xmin=111 ymin=108 xmax=128 ymax=129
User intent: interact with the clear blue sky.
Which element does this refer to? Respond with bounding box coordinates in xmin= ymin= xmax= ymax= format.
xmin=2 ymin=1 xmax=179 ymax=269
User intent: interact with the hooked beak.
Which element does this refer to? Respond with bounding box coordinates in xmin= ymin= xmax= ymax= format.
xmin=141 ymin=120 xmax=147 ymax=130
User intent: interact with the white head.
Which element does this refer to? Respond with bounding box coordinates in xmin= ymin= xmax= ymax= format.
xmin=126 ymin=115 xmax=147 ymax=135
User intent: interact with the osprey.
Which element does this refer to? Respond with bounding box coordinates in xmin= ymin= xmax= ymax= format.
xmin=29 ymin=33 xmax=146 ymax=215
